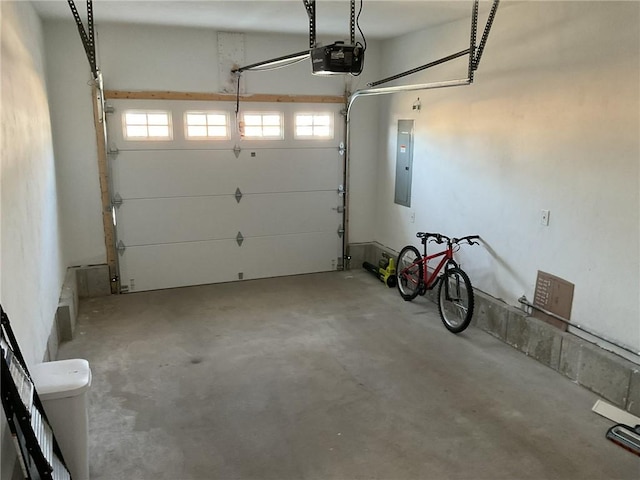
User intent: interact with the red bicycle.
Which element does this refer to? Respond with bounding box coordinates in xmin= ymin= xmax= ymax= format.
xmin=396 ymin=232 xmax=480 ymax=333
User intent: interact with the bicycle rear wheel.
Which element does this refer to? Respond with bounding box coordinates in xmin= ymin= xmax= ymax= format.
xmin=396 ymin=246 xmax=423 ymax=301
xmin=437 ymin=267 xmax=474 ymax=333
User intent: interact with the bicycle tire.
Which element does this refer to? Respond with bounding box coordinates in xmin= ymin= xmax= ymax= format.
xmin=437 ymin=267 xmax=474 ymax=333
xmin=396 ymin=246 xmax=423 ymax=301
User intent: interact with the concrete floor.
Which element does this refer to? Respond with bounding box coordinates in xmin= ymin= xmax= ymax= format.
xmin=59 ymin=271 xmax=639 ymax=480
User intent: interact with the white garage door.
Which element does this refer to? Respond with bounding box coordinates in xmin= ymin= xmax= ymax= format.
xmin=107 ymin=99 xmax=344 ymax=292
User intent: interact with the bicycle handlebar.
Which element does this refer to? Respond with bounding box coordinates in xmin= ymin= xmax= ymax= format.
xmin=416 ymin=232 xmax=480 ymax=246
xmin=452 ymin=235 xmax=480 ymax=246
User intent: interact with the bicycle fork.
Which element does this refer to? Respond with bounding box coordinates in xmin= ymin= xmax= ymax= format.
xmin=442 ymin=271 xmax=469 ymax=317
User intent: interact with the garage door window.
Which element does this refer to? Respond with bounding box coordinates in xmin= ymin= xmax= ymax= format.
xmin=295 ymin=113 xmax=333 ymax=139
xmin=242 ymin=113 xmax=283 ymax=139
xmin=185 ymin=112 xmax=229 ymax=139
xmin=123 ymin=111 xmax=172 ymax=140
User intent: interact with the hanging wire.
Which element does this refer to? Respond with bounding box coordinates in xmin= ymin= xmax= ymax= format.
xmin=350 ymin=0 xmax=367 ymax=77
xmin=235 ymin=73 xmax=241 ymax=117
xmin=234 ymin=73 xmax=244 ymax=139
xmin=356 ymin=0 xmax=367 ymax=52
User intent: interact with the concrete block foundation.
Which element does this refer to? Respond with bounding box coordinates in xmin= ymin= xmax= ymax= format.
xmin=628 ymin=370 xmax=640 ymax=416
xmin=526 ymin=317 xmax=563 ymax=370
xmin=75 ymin=264 xmax=111 ymax=298
xmin=572 ymin=341 xmax=633 ymax=408
xmin=56 ymin=267 xmax=79 ymax=342
xmin=45 ymin=265 xmax=111 ymax=360
xmin=473 ymin=291 xmax=509 ymax=341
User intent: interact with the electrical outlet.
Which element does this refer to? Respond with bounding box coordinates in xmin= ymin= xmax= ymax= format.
xmin=410 ymin=211 xmax=415 ymax=223
xmin=540 ymin=209 xmax=550 ymax=226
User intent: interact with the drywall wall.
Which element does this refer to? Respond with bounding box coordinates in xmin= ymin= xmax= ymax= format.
xmin=1 ymin=1 xmax=66 ymax=477
xmin=375 ymin=1 xmax=640 ymax=359
xmin=43 ymin=21 xmax=103 ymax=267
xmin=43 ymin=20 xmax=380 ymax=265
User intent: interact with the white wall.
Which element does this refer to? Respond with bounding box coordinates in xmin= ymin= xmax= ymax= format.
xmin=44 ymin=20 xmax=381 ymax=264
xmin=1 ymin=1 xmax=66 ymax=477
xmin=44 ymin=21 xmax=103 ymax=266
xmin=375 ymin=1 xmax=640 ymax=357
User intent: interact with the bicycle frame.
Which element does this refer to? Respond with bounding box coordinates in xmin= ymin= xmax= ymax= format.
xmin=402 ymin=242 xmax=457 ymax=293
xmin=422 ymin=247 xmax=456 ymax=290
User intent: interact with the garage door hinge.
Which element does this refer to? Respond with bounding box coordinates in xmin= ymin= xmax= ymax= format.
xmin=117 ymin=240 xmax=126 ymax=255
xmin=236 ymin=231 xmax=244 ymax=246
xmin=338 ymin=142 xmax=345 ymax=156
xmin=108 ymin=147 xmax=119 ymax=157
xmin=332 ymin=205 xmax=345 ymax=213
xmin=233 ymin=145 xmax=241 ymax=158
xmin=337 ymin=185 xmax=346 ymax=196
xmin=235 ymin=188 xmax=243 ymax=203
xmin=104 ymin=104 xmax=115 ymax=114
xmin=112 ymin=193 xmax=123 ymax=208
xmin=337 ymin=225 xmax=345 ymax=238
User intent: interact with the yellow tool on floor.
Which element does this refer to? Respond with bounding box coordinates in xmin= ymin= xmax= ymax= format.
xmin=362 ymin=253 xmax=397 ymax=288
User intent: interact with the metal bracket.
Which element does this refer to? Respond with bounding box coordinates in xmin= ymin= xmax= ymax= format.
xmin=337 ymin=225 xmax=345 ymax=238
xmin=112 ymin=193 xmax=123 ymax=208
xmin=364 ymin=0 xmax=499 ymax=88
xmin=474 ymin=0 xmax=500 ymax=71
xmin=233 ymin=145 xmax=241 ymax=159
xmin=302 ymin=0 xmax=316 ymax=48
xmin=332 ymin=205 xmax=345 ymax=213
xmin=338 ymin=142 xmax=345 ymax=156
xmin=235 ymin=188 xmax=243 ymax=203
xmin=116 ymin=240 xmax=126 ymax=255
xmin=236 ymin=231 xmax=244 ymax=247
xmin=469 ymin=0 xmax=479 ymax=83
xmin=67 ymin=0 xmax=98 ymax=79
xmin=350 ymin=0 xmax=356 ymax=45
xmin=108 ymin=148 xmax=119 ymax=157
xmin=104 ymin=104 xmax=115 ymax=114
xmin=337 ymin=185 xmax=346 ymax=196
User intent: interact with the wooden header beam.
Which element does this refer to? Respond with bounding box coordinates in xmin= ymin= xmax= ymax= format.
xmin=104 ymin=90 xmax=345 ymax=104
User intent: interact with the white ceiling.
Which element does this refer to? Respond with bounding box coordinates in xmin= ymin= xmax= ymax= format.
xmin=31 ymin=0 xmax=476 ymax=40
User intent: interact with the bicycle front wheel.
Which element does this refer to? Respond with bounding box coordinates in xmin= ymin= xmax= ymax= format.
xmin=396 ymin=246 xmax=423 ymax=301
xmin=438 ymin=267 xmax=474 ymax=333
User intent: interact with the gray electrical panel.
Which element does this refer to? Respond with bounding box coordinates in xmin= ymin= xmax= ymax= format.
xmin=394 ymin=120 xmax=414 ymax=207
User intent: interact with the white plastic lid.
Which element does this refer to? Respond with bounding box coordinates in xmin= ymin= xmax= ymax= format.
xmin=31 ymin=359 xmax=92 ymax=400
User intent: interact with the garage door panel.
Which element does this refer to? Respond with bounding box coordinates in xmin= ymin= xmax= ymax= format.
xmin=119 ymin=232 xmax=340 ymax=292
xmin=114 ymin=150 xmax=239 ymax=199
xmin=240 ymin=232 xmax=341 ymax=280
xmin=240 ymin=192 xmax=340 ymax=238
xmin=236 ymin=148 xmax=342 ymax=194
xmin=117 ymin=192 xmax=341 ymax=246
xmin=119 ymin=239 xmax=241 ymax=292
xmin=114 ymin=149 xmax=342 ymax=199
xmin=116 ymin=196 xmax=237 ymax=246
